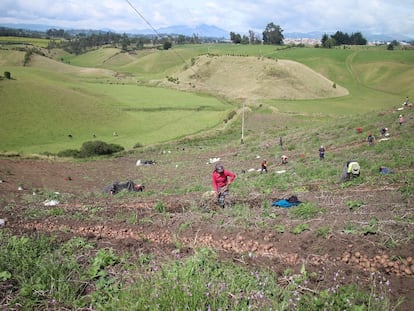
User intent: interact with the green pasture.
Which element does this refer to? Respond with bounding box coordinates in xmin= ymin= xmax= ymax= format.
xmin=0 ymin=36 xmax=53 ymax=48
xmin=1 ymin=43 xmax=413 ymax=154
xmin=0 ymin=63 xmax=228 ymax=154
xmin=168 ymin=44 xmax=413 ymax=114
xmin=63 ymin=47 xmax=200 ymax=81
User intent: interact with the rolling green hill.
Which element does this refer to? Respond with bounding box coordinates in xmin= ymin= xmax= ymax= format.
xmin=0 ymin=44 xmax=413 ymax=155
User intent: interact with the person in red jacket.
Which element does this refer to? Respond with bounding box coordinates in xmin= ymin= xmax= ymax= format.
xmin=212 ymin=162 xmax=236 ymax=208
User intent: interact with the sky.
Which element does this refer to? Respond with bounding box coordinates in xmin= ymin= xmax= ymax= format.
xmin=1 ymin=0 xmax=414 ymax=39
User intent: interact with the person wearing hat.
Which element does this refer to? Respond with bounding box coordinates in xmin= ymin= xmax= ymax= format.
xmin=212 ymin=162 xmax=236 ymax=208
xmin=399 ymin=115 xmax=404 ymax=126
xmin=319 ymin=145 xmax=325 ymax=160
xmin=281 ymin=154 xmax=288 ymax=164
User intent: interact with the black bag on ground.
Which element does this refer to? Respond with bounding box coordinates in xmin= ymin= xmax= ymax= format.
xmin=287 ymin=195 xmax=300 ymax=203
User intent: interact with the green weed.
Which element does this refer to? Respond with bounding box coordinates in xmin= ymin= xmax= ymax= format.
xmin=315 ymin=226 xmax=332 ymax=238
xmin=274 ymin=224 xmax=285 ymax=233
xmin=0 ymin=233 xmax=86 ymax=309
xmin=289 ymin=202 xmax=325 ymax=219
xmin=291 ymin=223 xmax=310 ymax=234
xmin=0 ymin=232 xmax=401 ymax=310
xmin=155 ymin=201 xmax=166 ymax=213
xmin=346 ymin=199 xmax=364 ymax=210
xmin=343 ymin=222 xmax=360 ymax=235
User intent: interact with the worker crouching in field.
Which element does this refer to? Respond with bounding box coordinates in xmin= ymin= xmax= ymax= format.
xmin=211 ymin=163 xmax=236 ymax=208
xmin=340 ymin=161 xmax=360 ymax=182
xmin=261 ymin=159 xmax=268 ymax=173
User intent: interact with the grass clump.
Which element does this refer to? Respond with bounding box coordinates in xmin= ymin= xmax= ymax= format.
xmin=289 ymin=202 xmax=325 ymax=220
xmin=315 ymin=226 xmax=332 ymax=238
xmin=0 ymin=233 xmax=85 ymax=309
xmin=0 ymin=233 xmax=400 ymax=310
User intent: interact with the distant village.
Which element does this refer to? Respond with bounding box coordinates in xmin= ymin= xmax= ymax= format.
xmin=283 ymin=37 xmax=412 ymax=46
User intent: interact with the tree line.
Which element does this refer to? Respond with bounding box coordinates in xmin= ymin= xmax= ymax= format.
xmin=230 ymin=22 xmax=284 ymax=45
xmin=229 ymin=23 xmax=368 ymax=47
xmin=321 ymin=31 xmax=367 ymax=47
xmin=0 ymin=26 xmax=210 ymax=55
xmin=0 ymin=24 xmax=380 ymax=53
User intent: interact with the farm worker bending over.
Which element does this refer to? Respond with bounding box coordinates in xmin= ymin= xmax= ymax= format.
xmin=261 ymin=159 xmax=268 ymax=173
xmin=212 ymin=162 xmax=236 ymax=208
xmin=367 ymin=134 xmax=375 ymax=145
xmin=340 ymin=161 xmax=360 ymax=182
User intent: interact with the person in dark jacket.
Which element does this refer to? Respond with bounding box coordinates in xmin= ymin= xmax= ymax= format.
xmin=319 ymin=145 xmax=325 ymax=160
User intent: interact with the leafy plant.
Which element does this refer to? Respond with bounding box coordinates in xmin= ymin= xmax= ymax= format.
xmin=346 ymin=199 xmax=364 ymax=210
xmin=289 ymin=202 xmax=325 ymax=219
xmin=362 ymin=218 xmax=378 ymax=235
xmin=88 ymin=248 xmax=119 ymax=279
xmin=343 ymin=222 xmax=360 ymax=235
xmin=290 ymin=223 xmax=310 ymax=234
xmin=274 ymin=224 xmax=285 ymax=233
xmin=315 ymin=226 xmax=332 ymax=238
xmin=155 ymin=201 xmax=166 ymax=213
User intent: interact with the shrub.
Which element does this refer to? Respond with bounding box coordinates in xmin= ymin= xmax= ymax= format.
xmin=133 ymin=142 xmax=144 ymax=149
xmin=79 ymin=141 xmax=124 ymax=157
xmin=226 ymin=110 xmax=236 ymax=122
xmin=57 ymin=149 xmax=81 ymax=158
xmin=58 ymin=141 xmax=124 ymax=158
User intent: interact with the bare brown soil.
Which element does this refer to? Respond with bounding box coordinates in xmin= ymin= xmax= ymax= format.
xmin=1 ymin=148 xmax=413 ymax=310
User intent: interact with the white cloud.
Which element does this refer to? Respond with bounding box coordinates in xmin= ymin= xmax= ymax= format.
xmin=0 ymin=0 xmax=413 ymax=38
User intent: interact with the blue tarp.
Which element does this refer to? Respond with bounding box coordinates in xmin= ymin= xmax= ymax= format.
xmin=272 ymin=199 xmax=302 ymax=208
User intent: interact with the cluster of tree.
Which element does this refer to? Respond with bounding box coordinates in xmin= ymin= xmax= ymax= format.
xmin=54 ymin=31 xmax=207 ymax=54
xmin=0 ymin=26 xmax=217 ymax=55
xmin=229 ymin=22 xmax=284 ymax=45
xmin=230 ymin=29 xmax=262 ymax=45
xmin=321 ymin=31 xmax=367 ymax=47
xmin=0 ymin=26 xmax=45 ymax=38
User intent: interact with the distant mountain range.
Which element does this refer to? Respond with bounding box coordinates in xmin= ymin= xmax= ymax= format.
xmin=1 ymin=22 xmax=412 ymax=42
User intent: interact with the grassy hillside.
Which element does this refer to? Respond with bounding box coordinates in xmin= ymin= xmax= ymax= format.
xmin=0 ymin=44 xmax=413 ymax=154
xmin=0 ymin=52 xmax=229 ymax=154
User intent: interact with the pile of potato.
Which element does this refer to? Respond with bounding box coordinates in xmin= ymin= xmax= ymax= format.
xmin=340 ymin=251 xmax=414 ymax=276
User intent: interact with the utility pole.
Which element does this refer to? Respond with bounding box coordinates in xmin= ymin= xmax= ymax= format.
xmin=241 ymin=102 xmax=245 ymax=144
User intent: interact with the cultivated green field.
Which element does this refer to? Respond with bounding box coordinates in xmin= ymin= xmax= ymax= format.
xmin=0 ymin=36 xmax=54 ymax=48
xmin=0 ymin=42 xmax=413 ymax=154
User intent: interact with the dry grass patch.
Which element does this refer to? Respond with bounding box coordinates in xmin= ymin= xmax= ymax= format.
xmin=166 ymin=55 xmax=348 ymax=102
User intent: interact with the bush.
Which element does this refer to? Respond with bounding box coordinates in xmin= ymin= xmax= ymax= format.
xmin=57 ymin=149 xmax=81 ymax=158
xmin=224 ymin=110 xmax=236 ymax=123
xmin=79 ymin=141 xmax=124 ymax=157
xmin=58 ymin=141 xmax=124 ymax=158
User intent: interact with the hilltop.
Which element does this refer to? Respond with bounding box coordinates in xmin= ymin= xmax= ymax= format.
xmin=160 ymin=54 xmax=348 ymax=101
